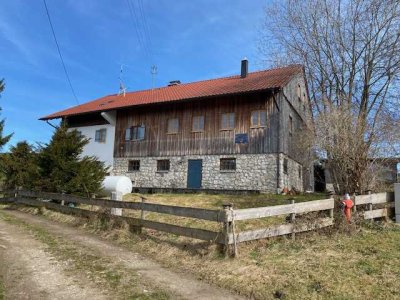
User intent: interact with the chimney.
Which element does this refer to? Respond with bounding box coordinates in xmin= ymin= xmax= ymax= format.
xmin=168 ymin=80 xmax=181 ymax=86
xmin=241 ymin=58 xmax=248 ymax=78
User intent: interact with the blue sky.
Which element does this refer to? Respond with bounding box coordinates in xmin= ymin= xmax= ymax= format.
xmin=0 ymin=0 xmax=268 ymax=150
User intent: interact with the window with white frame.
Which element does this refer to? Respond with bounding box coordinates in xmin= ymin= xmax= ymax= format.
xmin=95 ymin=128 xmax=106 ymax=143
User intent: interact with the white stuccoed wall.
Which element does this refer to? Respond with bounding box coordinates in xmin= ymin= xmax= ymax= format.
xmin=69 ymin=124 xmax=115 ymax=170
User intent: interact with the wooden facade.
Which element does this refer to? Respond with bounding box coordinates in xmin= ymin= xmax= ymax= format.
xmin=114 ymin=90 xmax=280 ymax=158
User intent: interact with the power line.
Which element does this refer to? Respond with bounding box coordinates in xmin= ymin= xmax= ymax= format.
xmin=127 ymin=0 xmax=150 ymax=58
xmin=138 ymin=0 xmax=152 ymax=56
xmin=126 ymin=0 xmax=153 ymax=60
xmin=126 ymin=0 xmax=145 ymax=53
xmin=43 ymin=0 xmax=79 ymax=105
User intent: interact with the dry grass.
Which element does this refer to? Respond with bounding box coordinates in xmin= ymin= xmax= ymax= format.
xmin=119 ymin=192 xmax=328 ymax=232
xmin=3 ymin=192 xmax=400 ymax=299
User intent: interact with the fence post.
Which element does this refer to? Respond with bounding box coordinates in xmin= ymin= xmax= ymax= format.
xmin=111 ymin=191 xmax=123 ymax=216
xmin=61 ymin=192 xmax=65 ymax=206
xmin=139 ymin=196 xmax=147 ymax=234
xmin=368 ymin=190 xmax=373 ymax=223
xmin=352 ymin=193 xmax=357 ymax=213
xmin=289 ymin=199 xmax=296 ymax=240
xmin=222 ymin=203 xmax=233 ymax=257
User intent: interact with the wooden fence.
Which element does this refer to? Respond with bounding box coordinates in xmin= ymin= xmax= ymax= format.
xmin=0 ymin=190 xmax=395 ymax=257
xmin=353 ymin=192 xmax=395 ymax=220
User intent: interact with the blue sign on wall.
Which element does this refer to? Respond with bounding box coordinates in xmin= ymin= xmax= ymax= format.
xmin=235 ymin=133 xmax=249 ymax=144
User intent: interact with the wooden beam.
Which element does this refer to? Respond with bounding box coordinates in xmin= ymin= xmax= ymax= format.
xmin=141 ymin=219 xmax=224 ymax=243
xmin=15 ymin=197 xmax=223 ymax=243
xmin=230 ymin=217 xmax=333 ymax=243
xmin=17 ymin=190 xmax=225 ymax=222
xmin=231 ymin=199 xmax=334 ymax=221
xmin=355 ymin=192 xmax=392 ymax=205
xmin=364 ymin=209 xmax=387 ymax=220
xmin=0 ymin=197 xmax=16 ymax=204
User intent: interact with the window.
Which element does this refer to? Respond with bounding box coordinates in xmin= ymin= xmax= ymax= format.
xmin=297 ymin=84 xmax=301 ymax=98
xmin=220 ymin=158 xmax=236 ymax=171
xmin=157 ymin=160 xmax=170 ymax=172
xmin=192 ymin=115 xmax=205 ymax=132
xmin=298 ymin=166 xmax=302 ymax=179
xmin=289 ymin=116 xmax=293 ymax=135
xmin=128 ymin=160 xmax=140 ymax=172
xmin=125 ymin=126 xmax=145 ymax=141
xmin=95 ymin=128 xmax=106 ymax=143
xmin=75 ymin=130 xmax=82 ymax=138
xmin=251 ymin=110 xmax=267 ymax=127
xmin=167 ymin=118 xmax=179 ymax=134
xmin=221 ymin=113 xmax=235 ymax=130
xmin=283 ymin=158 xmax=288 ymax=174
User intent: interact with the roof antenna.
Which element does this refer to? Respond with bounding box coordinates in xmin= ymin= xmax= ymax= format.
xmin=118 ymin=64 xmax=127 ymax=96
xmin=151 ymin=65 xmax=158 ymax=89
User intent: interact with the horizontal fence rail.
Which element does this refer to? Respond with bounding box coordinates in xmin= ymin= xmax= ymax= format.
xmin=0 ymin=190 xmax=395 ymax=257
xmin=15 ymin=195 xmax=225 ymax=244
xmin=230 ymin=217 xmax=333 ymax=244
xmin=17 ymin=190 xmax=226 ymax=222
xmin=231 ymin=199 xmax=334 ymax=221
xmin=353 ymin=192 xmax=395 ymax=220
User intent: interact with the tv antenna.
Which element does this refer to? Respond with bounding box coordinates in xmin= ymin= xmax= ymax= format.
xmin=118 ymin=64 xmax=127 ymax=96
xmin=151 ymin=65 xmax=158 ymax=89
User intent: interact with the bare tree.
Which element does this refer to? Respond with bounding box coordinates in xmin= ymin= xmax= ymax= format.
xmin=261 ymin=0 xmax=400 ymax=194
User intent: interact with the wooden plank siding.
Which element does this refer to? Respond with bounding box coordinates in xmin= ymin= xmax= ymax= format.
xmin=114 ymin=91 xmax=279 ymax=157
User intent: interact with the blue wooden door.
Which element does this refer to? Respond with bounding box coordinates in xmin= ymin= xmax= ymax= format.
xmin=187 ymin=160 xmax=202 ymax=189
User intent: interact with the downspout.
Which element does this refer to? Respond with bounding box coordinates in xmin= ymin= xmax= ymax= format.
xmin=275 ymin=91 xmax=281 ymax=194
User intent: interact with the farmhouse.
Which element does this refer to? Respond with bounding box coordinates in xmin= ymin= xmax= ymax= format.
xmin=41 ymin=60 xmax=313 ymax=193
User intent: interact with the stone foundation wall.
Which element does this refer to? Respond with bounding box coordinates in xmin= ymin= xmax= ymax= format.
xmin=113 ymin=154 xmax=279 ymax=193
xmin=278 ymin=153 xmax=303 ymax=192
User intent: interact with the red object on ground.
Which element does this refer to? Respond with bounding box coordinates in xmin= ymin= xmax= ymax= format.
xmin=342 ymin=199 xmax=354 ymax=223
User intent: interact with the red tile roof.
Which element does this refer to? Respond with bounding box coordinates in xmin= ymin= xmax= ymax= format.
xmin=40 ymin=64 xmax=303 ymax=120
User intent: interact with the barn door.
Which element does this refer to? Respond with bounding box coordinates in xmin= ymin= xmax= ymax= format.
xmin=187 ymin=160 xmax=202 ymax=189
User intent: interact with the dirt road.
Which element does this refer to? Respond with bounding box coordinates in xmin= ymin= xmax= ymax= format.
xmin=0 ymin=209 xmax=244 ymax=300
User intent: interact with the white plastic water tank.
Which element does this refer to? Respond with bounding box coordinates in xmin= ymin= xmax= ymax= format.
xmin=102 ymin=176 xmax=133 ymax=195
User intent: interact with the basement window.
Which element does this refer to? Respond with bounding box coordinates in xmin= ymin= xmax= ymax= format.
xmin=220 ymin=158 xmax=236 ymax=171
xmin=283 ymin=158 xmax=288 ymax=174
xmin=95 ymin=128 xmax=106 ymax=143
xmin=157 ymin=160 xmax=170 ymax=172
xmin=128 ymin=160 xmax=140 ymax=172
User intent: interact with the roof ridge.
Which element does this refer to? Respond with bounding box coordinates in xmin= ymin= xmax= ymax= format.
xmin=101 ymin=64 xmax=304 ymax=99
